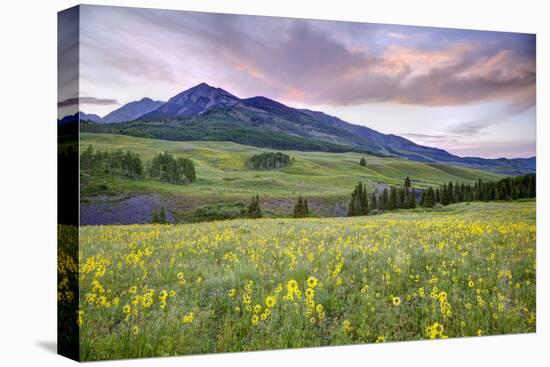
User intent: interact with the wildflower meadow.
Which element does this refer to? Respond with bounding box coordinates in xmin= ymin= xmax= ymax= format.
xmin=61 ymin=201 xmax=536 ymax=360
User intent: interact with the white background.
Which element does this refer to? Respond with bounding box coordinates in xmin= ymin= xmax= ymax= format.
xmin=0 ymin=0 xmax=547 ymax=365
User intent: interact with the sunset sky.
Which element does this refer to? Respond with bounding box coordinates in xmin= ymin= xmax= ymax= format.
xmin=59 ymin=5 xmax=536 ymax=159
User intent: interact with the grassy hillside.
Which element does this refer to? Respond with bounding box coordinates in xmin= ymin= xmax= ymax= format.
xmin=81 ymin=133 xmax=502 ymax=200
xmin=73 ymin=201 xmax=536 ymax=360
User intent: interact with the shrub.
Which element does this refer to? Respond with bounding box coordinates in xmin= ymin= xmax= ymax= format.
xmin=191 ymin=203 xmax=247 ymax=222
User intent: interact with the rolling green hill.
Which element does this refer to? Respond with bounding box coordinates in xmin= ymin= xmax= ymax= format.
xmin=80 ymin=133 xmax=504 ymax=222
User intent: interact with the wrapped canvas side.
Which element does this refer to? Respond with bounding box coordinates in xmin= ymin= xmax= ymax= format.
xmin=57 ymin=5 xmax=80 ymax=362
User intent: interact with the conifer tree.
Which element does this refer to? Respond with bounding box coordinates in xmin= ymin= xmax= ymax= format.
xmin=293 ymin=196 xmax=309 ymax=218
xmin=347 ymin=182 xmax=369 ymax=216
xmin=381 ymin=188 xmax=388 ymax=211
xmin=448 ymin=182 xmax=455 ymax=203
xmin=369 ymin=193 xmax=377 ymax=211
xmin=527 ymin=175 xmax=536 ymax=198
xmin=422 ymin=188 xmax=435 ymax=208
xmin=360 ymin=186 xmax=369 ymax=215
xmin=426 ymin=187 xmax=435 ymax=208
xmin=388 ymin=187 xmax=397 ymax=210
xmin=441 ymin=183 xmax=449 ymax=206
xmin=159 ymin=206 xmax=167 ymax=224
xmin=402 ymin=189 xmax=409 ymax=209
xmin=247 ymin=195 xmax=262 ymax=218
xmin=408 ymin=188 xmax=416 ymax=209
xmin=347 ymin=187 xmax=358 ymax=216
xmin=398 ymin=187 xmax=406 ymax=209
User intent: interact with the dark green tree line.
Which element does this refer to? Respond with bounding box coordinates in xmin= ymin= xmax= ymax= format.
xmin=80 ymin=145 xmax=143 ymax=179
xmin=375 ymin=178 xmax=417 ymax=212
xmin=434 ymin=174 xmax=535 ymax=205
xmin=81 ymin=146 xmax=198 ymax=186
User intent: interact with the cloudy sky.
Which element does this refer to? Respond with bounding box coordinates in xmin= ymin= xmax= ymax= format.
xmin=59 ymin=5 xmax=536 ymax=158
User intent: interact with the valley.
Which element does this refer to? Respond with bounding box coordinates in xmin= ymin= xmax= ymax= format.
xmin=80 ymin=133 xmax=504 ymax=224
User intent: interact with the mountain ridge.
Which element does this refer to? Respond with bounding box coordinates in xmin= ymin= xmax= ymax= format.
xmin=102 ymin=97 xmax=164 ymax=123
xmin=142 ymin=82 xmax=241 ymax=119
xmin=74 ymin=83 xmax=535 ymax=175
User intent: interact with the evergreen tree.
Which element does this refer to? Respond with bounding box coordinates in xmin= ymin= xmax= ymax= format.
xmin=474 ymin=179 xmax=480 ymax=201
xmin=427 ymin=187 xmax=436 ymax=207
xmin=441 ymin=183 xmax=449 ymax=206
xmin=459 ymin=183 xmax=465 ymax=202
xmin=448 ymin=182 xmax=455 ymax=204
xmin=485 ymin=182 xmax=496 ymax=201
xmin=369 ymin=193 xmax=377 ymax=211
xmin=247 ymin=195 xmax=262 ymax=218
xmin=347 ymin=187 xmax=357 ymax=217
xmin=293 ymin=196 xmax=309 ymax=218
xmin=359 ymin=157 xmax=367 ymax=167
xmin=422 ymin=188 xmax=435 ymax=208
xmin=348 ymin=182 xmax=369 ymax=216
xmin=404 ymin=176 xmax=411 ymax=189
xmin=360 ymin=186 xmax=369 ymax=215
xmin=152 ymin=206 xmax=167 ymax=224
xmin=498 ymin=179 xmax=510 ymax=200
xmin=159 ymin=206 xmax=167 ymax=224
xmin=398 ymin=187 xmax=406 ymax=209
xmin=381 ymin=188 xmax=389 ymax=211
xmin=402 ymin=189 xmax=409 ymax=209
xmin=294 ymin=196 xmax=303 ymax=217
xmin=304 ymin=199 xmax=309 ymax=217
xmin=408 ymin=188 xmax=416 ymax=209
xmin=454 ymin=181 xmax=460 ymax=202
xmin=388 ymin=186 xmax=397 ymax=210
xmin=527 ymin=174 xmax=536 ymax=198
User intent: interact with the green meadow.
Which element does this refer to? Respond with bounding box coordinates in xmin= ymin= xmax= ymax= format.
xmin=80 ymin=133 xmax=502 ymax=202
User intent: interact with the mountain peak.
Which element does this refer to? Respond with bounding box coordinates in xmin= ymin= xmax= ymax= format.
xmin=102 ymin=97 xmax=165 ymax=123
xmin=194 ymin=82 xmax=211 ymax=88
xmin=142 ymin=83 xmax=240 ymax=119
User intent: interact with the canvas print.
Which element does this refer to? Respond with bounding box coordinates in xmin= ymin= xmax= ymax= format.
xmin=57 ymin=4 xmax=536 ymax=361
